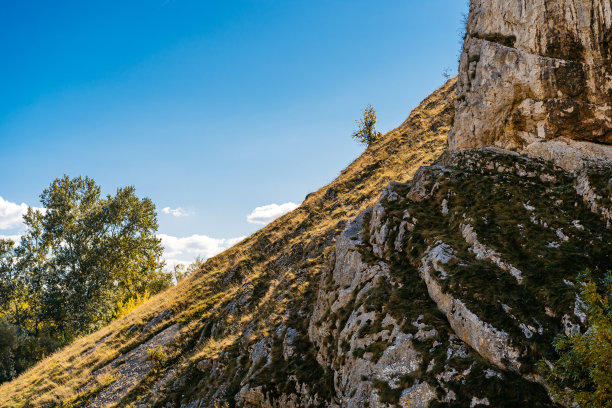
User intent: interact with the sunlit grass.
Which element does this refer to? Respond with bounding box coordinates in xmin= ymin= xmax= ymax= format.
xmin=0 ymin=78 xmax=457 ymax=407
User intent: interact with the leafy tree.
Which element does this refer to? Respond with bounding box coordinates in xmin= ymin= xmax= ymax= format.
xmin=0 ymin=175 xmax=172 ymax=381
xmin=541 ymin=270 xmax=611 ymax=407
xmin=0 ymin=239 xmax=22 ymax=327
xmin=24 ymin=176 xmax=167 ymax=337
xmin=352 ymin=105 xmax=382 ymax=146
xmin=442 ymin=68 xmax=453 ymax=80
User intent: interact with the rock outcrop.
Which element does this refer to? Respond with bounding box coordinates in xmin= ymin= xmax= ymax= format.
xmin=450 ymin=0 xmax=612 ymax=170
xmin=306 ymin=148 xmax=611 ymax=406
xmin=2 ymin=3 xmax=612 ymax=407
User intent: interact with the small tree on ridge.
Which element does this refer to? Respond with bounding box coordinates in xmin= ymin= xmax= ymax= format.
xmin=352 ymin=105 xmax=382 ymax=146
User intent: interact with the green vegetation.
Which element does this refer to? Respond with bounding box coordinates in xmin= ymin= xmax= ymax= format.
xmin=352 ymin=105 xmax=382 ymax=146
xmin=115 ymin=290 xmax=151 ymax=320
xmin=0 ymin=175 xmax=171 ymax=383
xmin=171 ymin=256 xmax=205 ymax=284
xmin=372 ymin=151 xmax=612 ymax=379
xmin=542 ymin=270 xmax=612 ymax=408
xmin=0 ymin=320 xmax=17 ymax=382
xmin=364 ymin=340 xmax=391 ymax=363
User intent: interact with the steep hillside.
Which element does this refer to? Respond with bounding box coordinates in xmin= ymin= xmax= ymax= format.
xmin=3 ymin=1 xmax=611 ymax=406
xmin=0 ymin=80 xmax=457 ymax=408
xmin=3 ymin=1 xmax=612 ymax=405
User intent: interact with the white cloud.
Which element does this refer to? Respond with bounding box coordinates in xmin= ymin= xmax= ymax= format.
xmin=0 ymin=234 xmax=21 ymax=245
xmin=158 ymin=233 xmax=245 ymax=269
xmin=246 ymin=202 xmax=298 ymax=225
xmin=0 ymin=196 xmax=31 ymax=230
xmin=162 ymin=207 xmax=192 ymax=217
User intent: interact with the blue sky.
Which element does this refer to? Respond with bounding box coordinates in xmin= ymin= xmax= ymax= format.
xmin=0 ymin=0 xmax=468 ymax=266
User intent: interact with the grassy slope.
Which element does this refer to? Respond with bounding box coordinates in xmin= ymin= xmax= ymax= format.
xmin=0 ymin=78 xmax=456 ymax=407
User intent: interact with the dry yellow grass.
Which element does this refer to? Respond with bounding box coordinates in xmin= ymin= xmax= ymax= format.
xmin=0 ymin=78 xmax=456 ymax=407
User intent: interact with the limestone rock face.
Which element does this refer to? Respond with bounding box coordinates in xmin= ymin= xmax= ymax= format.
xmin=304 ymin=146 xmax=612 ymax=406
xmin=450 ymin=0 xmax=612 ymax=169
xmin=312 ymin=148 xmax=610 ymax=406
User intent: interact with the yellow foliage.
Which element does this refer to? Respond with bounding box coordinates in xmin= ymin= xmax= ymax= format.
xmin=114 ymin=290 xmax=150 ymax=319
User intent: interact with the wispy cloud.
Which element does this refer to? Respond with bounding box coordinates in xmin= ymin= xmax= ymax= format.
xmin=158 ymin=233 xmax=244 ymax=269
xmin=246 ymin=202 xmax=298 ymax=225
xmin=162 ymin=206 xmax=192 ymax=217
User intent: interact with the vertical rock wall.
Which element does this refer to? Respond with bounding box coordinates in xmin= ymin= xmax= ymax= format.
xmin=450 ymin=0 xmax=612 ymax=168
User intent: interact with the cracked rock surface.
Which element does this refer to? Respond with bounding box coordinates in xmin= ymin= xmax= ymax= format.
xmin=450 ymin=0 xmax=612 ymax=170
xmin=311 ymin=148 xmax=610 ymax=406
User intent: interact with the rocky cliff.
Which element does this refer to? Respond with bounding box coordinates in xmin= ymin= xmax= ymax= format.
xmin=1 ymin=1 xmax=611 ymax=407
xmin=307 ymin=148 xmax=610 ymax=407
xmin=450 ymin=0 xmax=612 ymax=171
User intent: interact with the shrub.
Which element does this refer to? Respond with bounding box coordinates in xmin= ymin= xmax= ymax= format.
xmin=114 ymin=290 xmax=151 ymax=319
xmin=146 ymin=346 xmax=168 ymax=371
xmin=540 ymin=270 xmax=611 ymax=408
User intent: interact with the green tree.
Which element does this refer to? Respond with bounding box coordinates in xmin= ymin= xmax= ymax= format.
xmin=542 ymin=270 xmax=611 ymax=407
xmin=0 ymin=176 xmax=172 ymax=382
xmin=352 ymin=105 xmax=382 ymax=146
xmin=0 ymin=239 xmax=21 ymax=326
xmin=26 ymin=176 xmax=168 ymax=337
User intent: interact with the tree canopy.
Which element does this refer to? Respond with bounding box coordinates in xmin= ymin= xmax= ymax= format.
xmin=0 ymin=175 xmax=171 ymax=381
